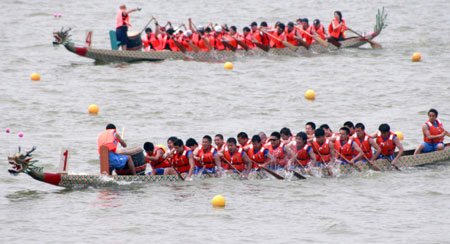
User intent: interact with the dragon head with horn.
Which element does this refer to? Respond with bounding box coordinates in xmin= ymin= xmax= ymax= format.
xmin=53 ymin=27 xmax=73 ymax=46
xmin=8 ymin=146 xmax=42 ymax=176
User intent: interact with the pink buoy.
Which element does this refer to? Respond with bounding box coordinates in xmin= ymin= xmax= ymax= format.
xmin=18 ymin=132 xmax=24 ymax=138
xmin=54 ymin=13 xmax=57 ymax=18
xmin=57 ymin=13 xmax=62 ymax=18
xmin=5 ymin=128 xmax=10 ymax=133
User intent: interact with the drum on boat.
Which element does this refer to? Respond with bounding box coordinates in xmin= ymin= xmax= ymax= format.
xmin=115 ymin=146 xmax=147 ymax=175
xmin=126 ymin=31 xmax=142 ymax=51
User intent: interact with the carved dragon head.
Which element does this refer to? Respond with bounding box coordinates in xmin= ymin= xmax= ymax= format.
xmin=53 ymin=27 xmax=73 ymax=46
xmin=8 ymin=146 xmax=41 ymax=175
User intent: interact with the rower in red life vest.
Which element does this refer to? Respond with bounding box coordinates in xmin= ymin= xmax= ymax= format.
xmin=115 ymin=5 xmax=141 ymax=50
xmin=375 ymin=123 xmax=404 ymax=167
xmin=343 ymin=121 xmax=356 ymax=137
xmin=241 ymin=26 xmax=255 ymax=49
xmin=97 ymin=124 xmax=136 ymax=175
xmin=414 ymin=108 xmax=449 ymax=154
xmin=193 ymin=135 xmax=222 ymax=175
xmin=305 ymin=121 xmax=316 ymax=143
xmin=311 ymin=128 xmax=336 ymax=175
xmin=142 ymin=27 xmax=161 ymax=51
xmin=280 ymin=127 xmax=296 ymax=144
xmin=143 ymin=142 xmax=170 ymax=175
xmin=353 ymin=123 xmax=381 ymax=170
xmin=163 ymin=136 xmax=178 ymax=164
xmin=285 ymin=22 xmax=298 ymax=46
xmin=300 ymin=18 xmax=313 ymax=45
xmin=223 ymin=137 xmax=253 ymax=177
xmin=311 ymin=19 xmax=327 ymax=41
xmin=319 ymin=124 xmax=339 ymax=142
xmin=212 ymin=26 xmax=226 ymax=51
xmin=258 ymin=132 xmax=271 ymax=146
xmin=334 ymin=127 xmax=364 ymax=165
xmin=237 ymin=132 xmax=252 ymax=153
xmin=191 ymin=25 xmax=212 ymax=52
xmin=328 ymin=11 xmax=346 ymax=42
xmin=247 ymin=135 xmax=275 ymax=169
xmin=222 ymin=26 xmax=240 ymax=50
xmin=270 ymin=23 xmax=286 ymax=48
xmin=250 ymin=22 xmax=270 ymax=51
xmin=164 ymin=139 xmax=195 ymax=180
xmin=266 ymin=131 xmax=294 ymax=169
xmin=286 ymin=132 xmax=316 ymax=175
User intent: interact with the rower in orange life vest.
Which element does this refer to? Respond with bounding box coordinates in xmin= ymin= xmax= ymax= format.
xmin=305 ymin=121 xmax=316 ymax=143
xmin=375 ymin=123 xmax=404 ymax=167
xmin=311 ymin=19 xmax=327 ymax=41
xmin=164 ymin=139 xmax=195 ymax=180
xmin=266 ymin=131 xmax=294 ymax=169
xmin=334 ymin=127 xmax=364 ymax=165
xmin=311 ymin=128 xmax=336 ymax=175
xmin=222 ymin=26 xmax=240 ymax=50
xmin=414 ymin=108 xmax=449 ymax=154
xmin=189 ymin=22 xmax=213 ymax=52
xmin=97 ymin=124 xmax=136 ymax=175
xmin=214 ymin=134 xmax=229 ymax=170
xmin=163 ymin=136 xmax=178 ymax=163
xmin=193 ymin=135 xmax=222 ymax=175
xmin=319 ymin=124 xmax=339 ymax=142
xmin=285 ymin=22 xmax=298 ymax=46
xmin=247 ymin=135 xmax=275 ymax=169
xmin=212 ymin=26 xmax=226 ymax=51
xmin=286 ymin=132 xmax=316 ymax=175
xmin=143 ymin=142 xmax=170 ymax=175
xmin=142 ymin=27 xmax=161 ymax=51
xmin=237 ymin=132 xmax=252 ymax=153
xmin=270 ymin=23 xmax=286 ymax=48
xmin=280 ymin=127 xmax=295 ymax=144
xmin=353 ymin=123 xmax=381 ymax=170
xmin=223 ymin=137 xmax=253 ymax=177
xmin=258 ymin=132 xmax=271 ymax=146
xmin=250 ymin=21 xmax=270 ymax=50
xmin=329 ymin=11 xmax=346 ymax=42
xmin=344 ymin=121 xmax=356 ymax=137
xmin=300 ymin=18 xmax=313 ymax=45
xmin=241 ymin=26 xmax=255 ymax=49
xmin=115 ymin=5 xmax=141 ymax=50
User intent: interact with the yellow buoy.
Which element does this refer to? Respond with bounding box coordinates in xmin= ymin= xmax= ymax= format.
xmin=30 ymin=73 xmax=40 ymax=81
xmin=412 ymin=53 xmax=421 ymax=62
xmin=305 ymin=89 xmax=316 ymax=100
xmin=157 ymin=144 xmax=167 ymax=152
xmin=224 ymin=62 xmax=233 ymax=70
xmin=395 ymin=131 xmax=404 ymax=141
xmin=212 ymin=195 xmax=226 ymax=208
xmin=88 ymin=104 xmax=99 ymax=114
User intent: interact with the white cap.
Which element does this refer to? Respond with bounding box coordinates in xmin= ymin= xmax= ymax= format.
xmin=185 ymin=30 xmax=192 ymax=37
xmin=214 ymin=26 xmax=222 ymax=33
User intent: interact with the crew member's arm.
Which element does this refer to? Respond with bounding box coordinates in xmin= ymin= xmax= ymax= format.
xmin=369 ymin=138 xmax=381 ymax=162
xmin=350 ymin=142 xmax=363 ymax=164
xmin=329 ymin=141 xmax=336 ymax=162
xmin=308 ymin=147 xmax=317 ymax=165
xmin=391 ymin=137 xmax=404 ymax=166
xmin=188 ymin=18 xmax=196 ymax=32
xmin=264 ymin=150 xmax=275 ymax=167
xmin=186 ymin=152 xmax=195 ymax=179
xmin=146 ymin=148 xmax=164 ymax=161
xmin=242 ymin=153 xmax=253 ymax=177
xmin=126 ymin=7 xmax=141 ymax=14
xmin=213 ymin=153 xmax=222 ymax=176
xmin=285 ymin=146 xmax=295 ymax=168
xmin=423 ymin=124 xmax=446 ymax=140
xmin=193 ymin=146 xmax=200 ymax=160
xmin=115 ymin=133 xmax=127 ymax=148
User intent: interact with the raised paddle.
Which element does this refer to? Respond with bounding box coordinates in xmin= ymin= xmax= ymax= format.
xmin=121 ymin=127 xmax=125 ymax=140
xmin=261 ymin=30 xmax=298 ymax=52
xmin=187 ymin=41 xmax=200 ymax=53
xmin=346 ymin=27 xmax=382 ymax=49
xmin=295 ymin=26 xmax=328 ymax=48
xmin=335 ymin=151 xmax=362 ymax=172
xmin=139 ymin=17 xmax=155 ymax=35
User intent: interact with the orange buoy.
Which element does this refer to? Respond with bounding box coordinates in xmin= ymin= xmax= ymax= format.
xmin=88 ymin=104 xmax=99 ymax=114
xmin=412 ymin=53 xmax=421 ymax=62
xmin=30 ymin=73 xmax=40 ymax=81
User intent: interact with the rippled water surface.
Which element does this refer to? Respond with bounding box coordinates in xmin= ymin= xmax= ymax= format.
xmin=1 ymin=0 xmax=450 ymax=243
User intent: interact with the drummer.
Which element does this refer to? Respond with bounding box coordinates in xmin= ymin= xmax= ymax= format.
xmin=115 ymin=4 xmax=141 ymax=50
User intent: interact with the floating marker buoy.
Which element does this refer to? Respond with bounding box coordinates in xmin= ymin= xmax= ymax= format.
xmin=412 ymin=53 xmax=421 ymax=62
xmin=5 ymin=128 xmax=10 ymax=133
xmin=212 ymin=195 xmax=226 ymax=208
xmin=18 ymin=132 xmax=24 ymax=138
xmin=57 ymin=13 xmax=62 ymax=18
xmin=395 ymin=131 xmax=404 ymax=140
xmin=305 ymin=89 xmax=316 ymax=100
xmin=224 ymin=62 xmax=233 ymax=70
xmin=88 ymin=104 xmax=99 ymax=114
xmin=30 ymin=73 xmax=40 ymax=81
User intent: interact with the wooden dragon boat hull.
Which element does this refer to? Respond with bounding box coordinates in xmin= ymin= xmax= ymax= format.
xmin=10 ymin=147 xmax=450 ymax=188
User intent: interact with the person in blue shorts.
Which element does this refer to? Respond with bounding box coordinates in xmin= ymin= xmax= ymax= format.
xmin=414 ymin=109 xmax=449 ymax=154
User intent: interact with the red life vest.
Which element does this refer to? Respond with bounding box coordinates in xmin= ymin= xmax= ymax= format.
xmin=247 ymin=146 xmax=267 ymax=168
xmin=252 ymin=31 xmax=270 ymax=46
xmin=302 ymin=26 xmax=313 ymax=45
xmin=213 ymin=32 xmax=225 ymax=50
xmin=335 ymin=138 xmax=354 ymax=162
xmin=312 ymin=138 xmax=331 ymax=162
xmin=267 ymin=142 xmax=287 ymax=166
xmin=223 ymin=33 xmax=238 ymax=49
xmin=376 ymin=132 xmax=396 ymax=156
xmin=223 ymin=147 xmax=245 ymax=171
xmin=271 ymin=31 xmax=286 ymax=48
xmin=242 ymin=33 xmax=254 ymax=49
xmin=311 ymin=24 xmax=326 ymax=40
xmin=166 ymin=37 xmax=181 ymax=51
xmin=193 ymin=33 xmax=209 ymax=52
xmin=198 ymin=145 xmax=217 ymax=168
xmin=142 ymin=33 xmax=160 ymax=51
xmin=145 ymin=147 xmax=170 ymax=169
xmin=239 ymin=139 xmax=252 ymax=153
xmin=173 ymin=146 xmax=192 ymax=173
xmin=329 ymin=19 xmax=346 ymax=39
xmin=285 ymin=29 xmax=298 ymax=45
xmin=424 ymin=120 xmax=444 ymax=143
xmin=116 ymin=10 xmax=131 ymax=29
xmin=97 ymin=129 xmax=117 ymax=154
xmin=295 ymin=144 xmax=311 ymax=167
xmin=353 ymin=134 xmax=373 ymax=159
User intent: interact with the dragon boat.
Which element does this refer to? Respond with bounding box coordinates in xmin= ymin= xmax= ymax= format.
xmin=52 ymin=9 xmax=387 ymax=63
xmin=7 ymin=143 xmax=450 ymax=188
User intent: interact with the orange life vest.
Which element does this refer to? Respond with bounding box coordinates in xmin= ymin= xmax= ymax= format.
xmin=267 ymin=142 xmax=287 ymax=166
xmin=116 ymin=10 xmax=131 ymax=29
xmin=301 ymin=25 xmax=313 ymax=45
xmin=311 ymin=24 xmax=326 ymax=40
xmin=295 ymin=144 xmax=311 ymax=167
xmin=271 ymin=31 xmax=286 ymax=48
xmin=376 ymin=132 xmax=396 ymax=156
xmin=239 ymin=139 xmax=252 ymax=153
xmin=335 ymin=138 xmax=354 ymax=162
xmin=242 ymin=33 xmax=255 ymax=49
xmin=193 ymin=33 xmax=209 ymax=52
xmin=173 ymin=146 xmax=192 ymax=173
xmin=285 ymin=29 xmax=298 ymax=45
xmin=329 ymin=18 xmax=346 ymax=39
xmin=424 ymin=120 xmax=444 ymax=143
xmin=247 ymin=146 xmax=267 ymax=168
xmin=166 ymin=37 xmax=181 ymax=51
xmin=145 ymin=147 xmax=170 ymax=168
xmin=213 ymin=32 xmax=225 ymax=50
xmin=312 ymin=138 xmax=331 ymax=162
xmin=198 ymin=145 xmax=217 ymax=168
xmin=142 ymin=33 xmax=160 ymax=51
xmin=223 ymin=33 xmax=238 ymax=49
xmin=223 ymin=147 xmax=245 ymax=171
xmin=353 ymin=134 xmax=373 ymax=159
xmin=97 ymin=129 xmax=117 ymax=154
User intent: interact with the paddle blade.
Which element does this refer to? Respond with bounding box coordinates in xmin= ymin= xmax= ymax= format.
xmin=292 ymin=170 xmax=306 ymax=180
xmin=282 ymin=41 xmax=298 ymax=52
xmin=260 ymin=166 xmax=284 ymax=180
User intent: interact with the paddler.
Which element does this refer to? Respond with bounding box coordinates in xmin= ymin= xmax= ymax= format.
xmin=305 ymin=121 xmax=316 ymax=142
xmin=237 ymin=132 xmax=252 ymax=152
xmin=285 ymin=22 xmax=298 ymax=46
xmin=334 ymin=127 xmax=364 ymax=165
xmin=115 ymin=5 xmax=141 ymax=50
xmin=97 ymin=124 xmax=136 ymax=175
xmin=354 ymin=123 xmax=381 ymax=168
xmin=280 ymin=127 xmax=295 ymax=143
xmin=241 ymin=26 xmax=255 ymax=49
xmin=163 ymin=136 xmax=178 ymax=160
xmin=142 ymin=27 xmax=160 ymax=51
xmin=223 ymin=137 xmax=253 ymax=177
xmin=164 ymin=139 xmax=195 ymax=180
xmin=328 ymin=11 xmax=346 ymax=42
xmin=270 ymin=23 xmax=286 ymax=48
xmin=247 ymin=135 xmax=275 ymax=169
xmin=311 ymin=19 xmax=327 ymax=40
xmin=286 ymin=132 xmax=316 ymax=173
xmin=266 ymin=132 xmax=294 ymax=169
xmin=300 ymin=18 xmax=313 ymax=45
xmin=214 ymin=134 xmax=228 ymax=169
xmin=194 ymin=135 xmax=222 ymax=175
xmin=319 ymin=124 xmax=339 ymax=142
xmin=344 ymin=121 xmax=356 ymax=137
xmin=311 ymin=128 xmax=336 ymax=174
xmin=213 ymin=26 xmax=226 ymax=50
xmin=375 ymin=124 xmax=404 ymax=167
xmin=414 ymin=109 xmax=449 ymax=154
xmin=143 ymin=142 xmax=170 ymax=175
xmin=258 ymin=132 xmax=271 ymax=145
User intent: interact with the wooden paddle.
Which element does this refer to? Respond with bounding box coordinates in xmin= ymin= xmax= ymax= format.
xmin=222 ymin=158 xmax=244 ymax=178
xmin=290 ymin=159 xmax=307 ymax=180
xmin=198 ymin=158 xmax=213 ymax=177
xmin=346 ymin=27 xmax=382 ymax=49
xmin=261 ymin=30 xmax=298 ymax=52
xmin=222 ymin=40 xmax=237 ymax=52
xmin=310 ymin=142 xmax=334 ymax=176
xmin=121 ymin=127 xmax=125 ymax=140
xmin=172 ymin=38 xmax=187 ymax=53
xmin=335 ymin=151 xmax=362 ymax=172
xmin=251 ymin=35 xmax=270 ymax=52
xmin=360 ymin=153 xmax=380 ymax=171
xmin=139 ymin=17 xmax=155 ymax=35
xmin=187 ymin=41 xmax=200 ymax=53
xmin=295 ymin=26 xmax=328 ymax=48
xmin=259 ymin=165 xmax=285 ymax=180
xmin=233 ymin=37 xmax=250 ymax=51
xmin=385 ymin=155 xmax=401 ymax=171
